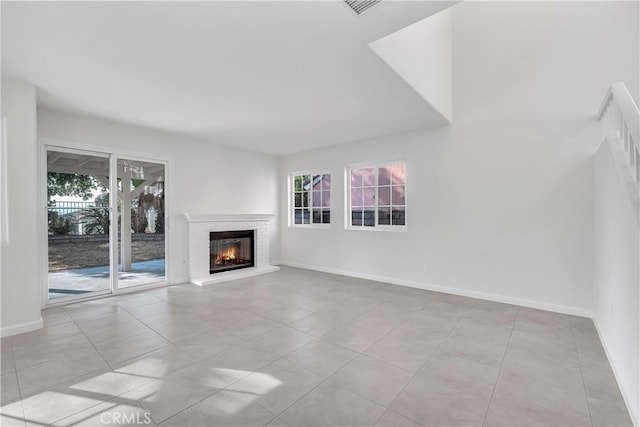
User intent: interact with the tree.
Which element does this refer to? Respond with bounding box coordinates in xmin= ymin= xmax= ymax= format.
xmin=47 ymin=173 xmax=105 ymax=203
xmin=131 ymin=200 xmax=148 ymax=233
xmin=80 ymin=193 xmax=110 ymax=235
xmin=154 ymin=193 xmax=165 ymax=234
xmin=48 ymin=211 xmax=75 ymax=235
xmin=48 ymin=173 xmax=104 ymax=235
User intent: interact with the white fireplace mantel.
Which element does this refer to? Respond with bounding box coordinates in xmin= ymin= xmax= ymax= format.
xmin=184 ymin=213 xmax=279 ymax=286
xmin=184 ymin=213 xmax=276 ymax=223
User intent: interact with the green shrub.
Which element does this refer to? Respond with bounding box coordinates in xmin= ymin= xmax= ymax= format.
xmin=48 ymin=211 xmax=75 ymax=235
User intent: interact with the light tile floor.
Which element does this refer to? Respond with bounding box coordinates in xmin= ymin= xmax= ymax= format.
xmin=0 ymin=267 xmax=633 ymax=426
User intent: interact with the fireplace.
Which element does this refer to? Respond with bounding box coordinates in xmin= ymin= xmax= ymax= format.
xmin=185 ymin=213 xmax=278 ymax=285
xmin=210 ymin=230 xmax=255 ymax=274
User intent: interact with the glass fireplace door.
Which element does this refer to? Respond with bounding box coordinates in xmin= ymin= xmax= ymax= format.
xmin=210 ymin=230 xmax=254 ymax=274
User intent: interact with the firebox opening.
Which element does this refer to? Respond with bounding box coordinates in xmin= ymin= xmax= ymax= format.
xmin=210 ymin=230 xmax=255 ymax=274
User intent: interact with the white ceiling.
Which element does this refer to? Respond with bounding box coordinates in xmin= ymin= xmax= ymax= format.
xmin=1 ymin=1 xmax=455 ymax=155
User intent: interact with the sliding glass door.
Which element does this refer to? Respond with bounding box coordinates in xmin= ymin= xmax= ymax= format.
xmin=116 ymin=158 xmax=165 ymax=290
xmin=47 ymin=148 xmax=111 ymax=300
xmin=46 ymin=147 xmax=167 ymax=303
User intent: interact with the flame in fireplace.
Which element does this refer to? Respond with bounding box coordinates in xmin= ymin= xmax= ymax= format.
xmin=216 ymin=247 xmax=236 ymax=264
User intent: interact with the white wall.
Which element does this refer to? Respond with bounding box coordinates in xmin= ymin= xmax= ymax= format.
xmin=369 ymin=8 xmax=452 ymax=122
xmin=37 ymin=109 xmax=281 ymax=288
xmin=1 ymin=79 xmax=43 ymax=337
xmin=594 ymin=138 xmax=639 ymax=423
xmin=280 ymin=1 xmax=639 ymax=315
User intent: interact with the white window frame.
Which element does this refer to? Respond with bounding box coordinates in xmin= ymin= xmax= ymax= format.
xmin=345 ymin=161 xmax=407 ymax=232
xmin=288 ymin=171 xmax=331 ymax=228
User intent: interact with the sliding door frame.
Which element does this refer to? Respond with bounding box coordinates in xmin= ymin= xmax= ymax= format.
xmin=39 ymin=137 xmax=172 ymax=308
xmin=111 ymin=153 xmax=169 ymax=294
xmin=42 ymin=145 xmax=112 ymax=306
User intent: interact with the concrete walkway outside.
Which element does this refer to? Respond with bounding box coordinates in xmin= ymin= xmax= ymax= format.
xmin=48 ymin=259 xmax=165 ymax=299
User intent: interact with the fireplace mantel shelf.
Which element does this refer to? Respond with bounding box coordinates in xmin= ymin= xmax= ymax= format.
xmin=184 ymin=213 xmax=275 ymax=223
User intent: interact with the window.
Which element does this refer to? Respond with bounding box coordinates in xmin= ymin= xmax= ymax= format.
xmin=291 ymin=173 xmax=331 ymax=226
xmin=348 ymin=162 xmax=406 ymax=229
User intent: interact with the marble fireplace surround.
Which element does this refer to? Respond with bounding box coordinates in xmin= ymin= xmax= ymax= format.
xmin=184 ymin=213 xmax=279 ymax=286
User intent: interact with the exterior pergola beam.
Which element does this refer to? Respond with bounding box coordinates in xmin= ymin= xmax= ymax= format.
xmin=94 ymin=176 xmax=110 ymax=192
xmin=131 ymin=175 xmax=162 ymax=199
xmin=47 ymin=164 xmax=109 ymax=177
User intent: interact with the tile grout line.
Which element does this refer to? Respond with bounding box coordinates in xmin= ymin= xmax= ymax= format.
xmin=133 ymin=286 xmax=339 ymax=425
xmin=96 ymin=301 xmax=228 ymax=426
xmin=244 ymin=298 xmax=425 ymax=426
xmin=5 ymin=335 xmax=30 ymax=427
xmin=19 ymin=304 xmax=139 ymax=426
xmin=571 ymin=318 xmax=596 ymax=427
xmin=62 ymin=301 xmax=189 ymax=426
xmin=346 ymin=299 xmax=435 ymax=426
xmin=264 ymin=314 xmax=387 ymax=422
xmin=479 ymin=307 xmax=519 ymax=427
xmin=155 ymin=338 xmax=301 ymax=426
xmin=372 ymin=297 xmax=476 ymax=427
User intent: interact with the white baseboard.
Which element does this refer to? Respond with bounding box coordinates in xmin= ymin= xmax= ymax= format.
xmin=1 ymin=318 xmax=43 ymax=338
xmin=279 ymin=261 xmax=593 ymax=318
xmin=592 ymin=318 xmax=639 ymax=426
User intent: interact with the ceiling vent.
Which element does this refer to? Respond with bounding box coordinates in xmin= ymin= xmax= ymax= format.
xmin=344 ymin=0 xmax=381 ymax=15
